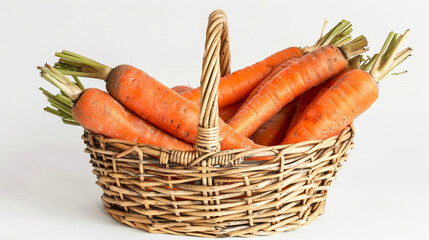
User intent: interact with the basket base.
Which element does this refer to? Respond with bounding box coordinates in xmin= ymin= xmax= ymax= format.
xmin=102 ymin=196 xmax=326 ymax=238
xmin=86 ymin=125 xmax=354 ymax=238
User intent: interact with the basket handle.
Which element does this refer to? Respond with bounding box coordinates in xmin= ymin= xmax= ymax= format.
xmin=195 ymin=9 xmax=230 ymax=153
xmin=158 ymin=10 xmax=243 ymax=166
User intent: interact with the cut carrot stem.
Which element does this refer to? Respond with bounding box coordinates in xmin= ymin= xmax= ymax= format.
xmin=55 ymin=94 xmax=74 ymax=108
xmin=44 ymin=106 xmax=65 ymax=118
xmin=39 ymin=65 xmax=82 ymax=101
xmin=73 ymin=76 xmax=85 ymax=91
xmin=361 ymin=54 xmax=378 ymax=71
xmin=55 ymin=51 xmax=112 ymax=80
xmin=47 ymin=98 xmax=72 ymax=117
xmin=39 ymin=87 xmax=55 ymax=98
xmin=340 ymin=35 xmax=369 ymax=58
xmin=40 ymin=87 xmax=77 ymax=124
xmin=302 ymin=19 xmax=352 ymax=53
xmin=62 ymin=118 xmax=80 ymax=126
xmin=370 ymin=30 xmax=410 ymax=80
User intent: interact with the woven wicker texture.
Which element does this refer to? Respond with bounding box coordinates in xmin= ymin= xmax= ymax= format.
xmin=83 ymin=9 xmax=355 ymax=238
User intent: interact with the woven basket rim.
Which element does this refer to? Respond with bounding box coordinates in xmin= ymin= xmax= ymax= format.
xmin=84 ymin=125 xmax=354 ymax=154
xmin=84 ymin=125 xmax=354 ymax=168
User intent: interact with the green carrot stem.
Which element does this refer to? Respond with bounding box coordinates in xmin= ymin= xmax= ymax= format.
xmin=47 ymin=96 xmax=69 ymax=110
xmin=48 ymin=98 xmax=72 ymax=117
xmin=335 ymin=36 xmax=352 ymax=47
xmin=340 ymin=35 xmax=369 ymax=59
xmin=44 ymin=107 xmax=64 ymax=118
xmin=53 ymin=68 xmax=103 ymax=79
xmin=62 ymin=115 xmax=75 ymax=120
xmin=73 ymin=76 xmax=85 ymax=91
xmin=54 ymin=61 xmax=86 ymax=72
xmin=317 ymin=19 xmax=351 ymax=47
xmin=348 ymin=55 xmax=362 ymax=69
xmin=54 ymin=94 xmax=74 ymax=108
xmin=332 ymin=24 xmax=353 ymax=46
xmin=302 ymin=19 xmax=352 ymax=53
xmin=381 ymin=33 xmax=399 ymax=63
xmin=54 ymin=50 xmax=112 ymax=80
xmin=55 ymin=52 xmax=102 ymax=69
xmin=379 ymin=30 xmax=409 ymax=75
xmin=62 ymin=118 xmax=80 ymax=126
xmin=381 ymin=47 xmax=412 ymax=80
xmin=361 ymin=54 xmax=378 ymax=72
xmin=62 ymin=50 xmax=105 ymax=68
xmin=39 ymin=87 xmax=55 ymax=98
xmin=369 ymin=29 xmax=411 ymax=81
xmin=38 ymin=64 xmax=82 ymax=101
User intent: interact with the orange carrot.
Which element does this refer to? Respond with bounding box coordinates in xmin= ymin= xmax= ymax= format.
xmin=54 ymin=59 xmax=260 ymax=150
xmin=173 ymin=85 xmax=243 ymax=122
xmin=181 ymin=20 xmax=353 ymax=107
xmin=172 ymin=85 xmax=192 ymax=94
xmin=219 ymin=100 xmax=243 ymax=121
xmin=228 ymin=36 xmax=368 ymax=137
xmin=282 ymin=30 xmax=411 ymax=144
xmin=73 ymin=88 xmax=193 ymax=150
xmin=251 ymin=98 xmax=299 ymax=146
xmin=238 ymin=58 xmax=298 ymax=112
xmin=286 ymin=73 xmax=342 ymax=133
xmin=181 ymin=47 xmax=302 ymax=107
xmin=286 ymin=55 xmax=366 ymax=132
xmin=38 ymin=65 xmax=193 ymax=150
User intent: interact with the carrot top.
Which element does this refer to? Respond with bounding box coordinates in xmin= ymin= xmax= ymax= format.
xmin=38 ymin=64 xmax=84 ymax=125
xmin=357 ymin=29 xmax=411 ymax=81
xmin=302 ymin=19 xmax=353 ymax=53
xmin=369 ymin=30 xmax=411 ymax=81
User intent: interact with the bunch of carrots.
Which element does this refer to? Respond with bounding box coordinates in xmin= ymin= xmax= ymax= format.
xmin=38 ymin=19 xmax=412 ymax=156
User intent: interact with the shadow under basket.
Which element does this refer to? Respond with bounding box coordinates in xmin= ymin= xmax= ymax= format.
xmin=82 ymin=9 xmax=355 ymax=238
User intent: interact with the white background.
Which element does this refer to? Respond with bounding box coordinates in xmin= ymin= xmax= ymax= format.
xmin=1 ymin=0 xmax=428 ymax=239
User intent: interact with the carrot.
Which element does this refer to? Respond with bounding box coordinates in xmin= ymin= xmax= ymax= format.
xmin=181 ymin=47 xmax=302 ymax=107
xmin=251 ymin=98 xmax=299 ymax=146
xmin=282 ymin=30 xmax=411 ymax=144
xmin=174 ymin=86 xmax=245 ymax=122
xmin=181 ymin=20 xmax=353 ymax=107
xmin=219 ymin=100 xmax=243 ymax=121
xmin=172 ymin=85 xmax=192 ymax=94
xmin=238 ymin=58 xmax=298 ymax=112
xmin=231 ymin=58 xmax=298 ymax=142
xmin=286 ymin=72 xmax=343 ymax=133
xmin=38 ymin=64 xmax=193 ymax=151
xmin=286 ymin=55 xmax=368 ymax=132
xmin=173 ymin=85 xmax=242 ymax=121
xmin=53 ymin=59 xmax=260 ymax=150
xmin=227 ymin=36 xmax=369 ymax=137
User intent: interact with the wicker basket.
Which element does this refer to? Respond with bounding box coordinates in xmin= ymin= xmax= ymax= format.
xmin=83 ymin=10 xmax=355 ymax=238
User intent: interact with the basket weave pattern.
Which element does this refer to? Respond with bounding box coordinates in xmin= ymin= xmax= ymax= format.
xmin=83 ymin=10 xmax=355 ymax=238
